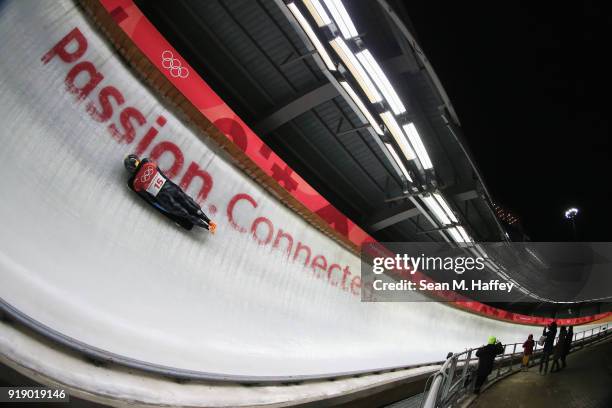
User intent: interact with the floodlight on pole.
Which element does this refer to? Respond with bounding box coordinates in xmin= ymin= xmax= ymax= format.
xmin=564 ymin=208 xmax=578 ymax=219
xmin=564 ymin=207 xmax=579 ymax=239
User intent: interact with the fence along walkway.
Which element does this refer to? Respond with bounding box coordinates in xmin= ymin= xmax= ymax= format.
xmin=420 ymin=323 xmax=611 ymax=408
xmin=470 ymin=334 xmax=612 ymax=408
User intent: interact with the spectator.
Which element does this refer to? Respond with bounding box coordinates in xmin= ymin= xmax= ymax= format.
xmin=539 ymin=321 xmax=557 ymax=375
xmin=474 ymin=336 xmax=504 ymax=394
xmin=521 ymin=334 xmax=535 ymax=371
xmin=561 ymin=326 xmax=573 ymax=369
xmin=551 ymin=326 xmax=567 ymax=373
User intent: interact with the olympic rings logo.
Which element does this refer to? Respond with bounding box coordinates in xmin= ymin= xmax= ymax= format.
xmin=141 ymin=167 xmax=154 ymax=182
xmin=161 ymin=50 xmax=189 ymax=79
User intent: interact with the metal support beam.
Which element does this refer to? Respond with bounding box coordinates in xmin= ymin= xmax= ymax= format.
xmin=385 ymin=185 xmax=435 ymax=203
xmin=336 ymin=125 xmax=371 ymax=137
xmin=454 ymin=189 xmax=479 ymax=202
xmin=255 ymin=82 xmax=338 ymax=134
xmin=367 ymin=201 xmax=420 ymax=232
xmin=381 ymin=54 xmax=419 ymax=75
xmin=416 ymin=224 xmax=460 ymax=234
xmin=280 ymin=50 xmax=317 ymax=67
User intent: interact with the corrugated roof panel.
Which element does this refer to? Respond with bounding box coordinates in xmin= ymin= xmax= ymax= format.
xmin=333 ymin=97 xmax=403 ymax=189
xmin=311 ymin=101 xmax=393 ymax=195
xmin=291 ymin=110 xmax=383 ymax=202
xmin=222 ymin=0 xmax=320 ymax=94
xmin=189 ymin=1 xmax=296 ymax=105
xmin=259 ymin=0 xmax=327 ymax=82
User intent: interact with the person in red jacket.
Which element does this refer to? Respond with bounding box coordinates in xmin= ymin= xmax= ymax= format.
xmin=521 ymin=334 xmax=535 ymax=371
xmin=124 ymin=154 xmax=216 ymax=233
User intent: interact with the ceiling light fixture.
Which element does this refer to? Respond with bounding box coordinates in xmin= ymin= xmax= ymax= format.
xmin=339 ymin=81 xmax=383 ymax=135
xmin=433 ymin=193 xmax=458 ymax=223
xmin=422 ymin=194 xmax=451 ymax=225
xmin=380 ymin=111 xmax=415 ymax=160
xmin=384 ymin=142 xmax=412 ymax=182
xmin=447 ymin=227 xmax=465 ymax=243
xmin=302 ymin=0 xmax=331 ymax=27
xmin=330 ymin=38 xmax=381 ymax=103
xmin=403 ymin=122 xmax=433 ymax=169
xmin=323 ymin=0 xmax=358 ymax=39
xmin=288 ymin=3 xmax=336 ymax=71
xmin=456 ymin=226 xmax=472 ymax=242
xmin=356 ymin=50 xmax=405 ymax=115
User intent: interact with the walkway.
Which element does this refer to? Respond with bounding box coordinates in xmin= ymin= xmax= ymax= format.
xmin=471 ymin=337 xmax=612 ymax=408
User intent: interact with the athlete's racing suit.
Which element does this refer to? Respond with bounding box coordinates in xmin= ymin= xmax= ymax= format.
xmin=128 ymin=158 xmax=213 ymax=231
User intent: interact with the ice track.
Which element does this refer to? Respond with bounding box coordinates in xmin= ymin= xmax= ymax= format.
xmin=0 ymin=0 xmax=543 ymax=381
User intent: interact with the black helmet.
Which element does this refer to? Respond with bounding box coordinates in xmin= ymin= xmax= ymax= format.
xmin=124 ymin=154 xmax=140 ymax=173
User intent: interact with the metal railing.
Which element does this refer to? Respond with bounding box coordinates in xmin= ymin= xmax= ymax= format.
xmin=421 ymin=323 xmax=610 ymax=408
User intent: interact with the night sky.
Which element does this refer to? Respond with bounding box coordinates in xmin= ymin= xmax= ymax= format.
xmin=402 ymin=1 xmax=612 ymax=241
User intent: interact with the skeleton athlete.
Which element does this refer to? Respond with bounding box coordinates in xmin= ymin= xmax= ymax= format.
xmin=124 ymin=154 xmax=216 ymax=232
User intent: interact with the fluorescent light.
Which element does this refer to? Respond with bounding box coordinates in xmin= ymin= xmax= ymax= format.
xmin=447 ymin=227 xmax=465 ymax=243
xmin=323 ymin=0 xmax=358 ymax=39
xmin=403 ymin=123 xmax=433 ymax=169
xmin=356 ymin=50 xmax=405 ymax=115
xmin=329 ymin=38 xmax=381 ymax=102
xmin=433 ymin=193 xmax=458 ymax=223
xmin=380 ymin=112 xmax=415 ymax=160
xmin=526 ymin=247 xmax=546 ymax=267
xmin=302 ymin=0 xmax=331 ymax=26
xmin=288 ymin=3 xmax=336 ymax=71
xmin=457 ymin=226 xmax=472 ymax=242
xmin=339 ymin=81 xmax=383 ymax=135
xmin=422 ymin=194 xmax=451 ymax=225
xmin=469 ymin=245 xmax=488 ymax=259
xmin=474 ymin=244 xmax=489 ymax=259
xmin=384 ymin=142 xmax=412 ymax=182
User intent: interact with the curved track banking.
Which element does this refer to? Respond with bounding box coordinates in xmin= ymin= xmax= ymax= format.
xmin=0 ymin=1 xmax=604 ymax=395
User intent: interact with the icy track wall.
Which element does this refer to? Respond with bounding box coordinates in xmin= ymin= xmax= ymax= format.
xmin=1 ymin=0 xmax=538 ymax=377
